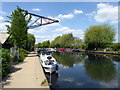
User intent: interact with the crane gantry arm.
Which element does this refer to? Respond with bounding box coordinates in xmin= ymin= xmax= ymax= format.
xmin=24 ymin=11 xmax=59 ymax=29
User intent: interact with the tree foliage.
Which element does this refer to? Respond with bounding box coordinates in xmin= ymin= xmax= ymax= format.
xmin=50 ymin=33 xmax=75 ymax=48
xmin=27 ymin=33 xmax=35 ymax=51
xmin=109 ymin=43 xmax=120 ymax=51
xmin=84 ymin=24 xmax=116 ymax=50
xmin=6 ymin=6 xmax=31 ymax=49
xmin=37 ymin=40 xmax=50 ymax=48
xmin=1 ymin=48 xmax=10 ymax=78
xmin=71 ymin=37 xmax=83 ymax=48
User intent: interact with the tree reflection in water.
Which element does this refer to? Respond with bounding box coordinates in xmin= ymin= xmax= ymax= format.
xmin=51 ymin=52 xmax=119 ymax=88
xmin=52 ymin=52 xmax=86 ymax=67
xmin=84 ymin=54 xmax=117 ymax=82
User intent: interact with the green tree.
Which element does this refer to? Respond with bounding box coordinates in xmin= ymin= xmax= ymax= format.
xmin=71 ymin=37 xmax=83 ymax=48
xmin=6 ymin=6 xmax=31 ymax=49
xmin=50 ymin=36 xmax=61 ymax=48
xmin=40 ymin=40 xmax=50 ymax=48
xmin=84 ymin=24 xmax=116 ymax=50
xmin=35 ymin=43 xmax=41 ymax=48
xmin=1 ymin=49 xmax=10 ymax=78
xmin=27 ymin=33 xmax=35 ymax=51
xmin=109 ymin=43 xmax=120 ymax=51
xmin=61 ymin=33 xmax=74 ymax=47
xmin=50 ymin=33 xmax=74 ymax=48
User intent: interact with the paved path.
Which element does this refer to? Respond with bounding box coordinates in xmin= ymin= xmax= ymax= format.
xmin=3 ymin=52 xmax=49 ymax=88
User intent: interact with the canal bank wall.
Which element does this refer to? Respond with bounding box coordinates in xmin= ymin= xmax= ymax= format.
xmin=79 ymin=50 xmax=120 ymax=55
xmin=3 ymin=52 xmax=50 ymax=89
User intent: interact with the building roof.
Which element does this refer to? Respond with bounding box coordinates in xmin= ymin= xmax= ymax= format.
xmin=0 ymin=33 xmax=10 ymax=44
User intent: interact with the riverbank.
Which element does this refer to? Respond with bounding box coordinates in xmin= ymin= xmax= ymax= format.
xmin=79 ymin=50 xmax=120 ymax=55
xmin=2 ymin=52 xmax=50 ymax=89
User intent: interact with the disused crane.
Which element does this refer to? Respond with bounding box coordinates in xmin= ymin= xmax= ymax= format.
xmin=24 ymin=11 xmax=59 ymax=29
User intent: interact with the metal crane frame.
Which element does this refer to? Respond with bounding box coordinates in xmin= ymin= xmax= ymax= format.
xmin=24 ymin=12 xmax=59 ymax=29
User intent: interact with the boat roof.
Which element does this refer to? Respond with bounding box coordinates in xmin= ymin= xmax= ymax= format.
xmin=59 ymin=48 xmax=66 ymax=50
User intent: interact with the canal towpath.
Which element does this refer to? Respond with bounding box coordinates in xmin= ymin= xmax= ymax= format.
xmin=3 ymin=52 xmax=50 ymax=88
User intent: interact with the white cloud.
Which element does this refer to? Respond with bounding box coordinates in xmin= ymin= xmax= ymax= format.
xmin=31 ymin=16 xmax=36 ymax=21
xmin=35 ymin=35 xmax=56 ymax=43
xmin=35 ymin=33 xmax=62 ymax=43
xmin=32 ymin=8 xmax=41 ymax=11
xmin=35 ymin=36 xmax=50 ymax=43
xmin=28 ymin=28 xmax=47 ymax=34
xmin=0 ymin=16 xmax=5 ymax=21
xmin=49 ymin=9 xmax=83 ymax=21
xmin=0 ymin=22 xmax=11 ymax=33
xmin=95 ymin=3 xmax=118 ymax=23
xmin=99 ymin=79 xmax=118 ymax=88
xmin=43 ymin=23 xmax=61 ymax=27
xmin=86 ymin=3 xmax=118 ymax=24
xmin=57 ymin=14 xmax=74 ymax=19
xmin=73 ymin=9 xmax=83 ymax=14
xmin=86 ymin=11 xmax=96 ymax=19
xmin=53 ymin=26 xmax=84 ymax=39
xmin=53 ymin=27 xmax=69 ymax=32
xmin=32 ymin=25 xmax=84 ymax=43
xmin=53 ymin=26 xmax=84 ymax=34
xmin=35 ymin=35 xmax=50 ymax=39
xmin=28 ymin=29 xmax=36 ymax=34
xmin=0 ymin=11 xmax=7 ymax=15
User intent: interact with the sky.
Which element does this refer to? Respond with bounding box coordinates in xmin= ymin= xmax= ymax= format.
xmin=0 ymin=2 xmax=119 ymax=44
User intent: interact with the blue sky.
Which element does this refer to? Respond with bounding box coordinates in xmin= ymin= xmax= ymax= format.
xmin=0 ymin=2 xmax=119 ymax=43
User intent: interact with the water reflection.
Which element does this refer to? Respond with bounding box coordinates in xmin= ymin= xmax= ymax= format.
xmin=50 ymin=52 xmax=119 ymax=88
xmin=45 ymin=72 xmax=58 ymax=86
xmin=52 ymin=52 xmax=86 ymax=67
xmin=84 ymin=54 xmax=117 ymax=82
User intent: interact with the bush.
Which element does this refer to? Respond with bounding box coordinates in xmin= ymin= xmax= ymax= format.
xmin=109 ymin=43 xmax=120 ymax=51
xmin=0 ymin=48 xmax=10 ymax=78
xmin=18 ymin=48 xmax=30 ymax=62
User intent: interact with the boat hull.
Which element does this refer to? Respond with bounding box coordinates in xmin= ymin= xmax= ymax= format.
xmin=43 ymin=64 xmax=58 ymax=73
xmin=40 ymin=53 xmax=58 ymax=73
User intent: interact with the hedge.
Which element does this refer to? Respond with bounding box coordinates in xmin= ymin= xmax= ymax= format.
xmin=14 ymin=48 xmax=30 ymax=63
xmin=0 ymin=48 xmax=10 ymax=78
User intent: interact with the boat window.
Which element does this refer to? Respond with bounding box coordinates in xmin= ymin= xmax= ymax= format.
xmin=44 ymin=60 xmax=54 ymax=65
xmin=46 ymin=53 xmax=51 ymax=55
xmin=42 ymin=53 xmax=45 ymax=55
xmin=50 ymin=60 xmax=54 ymax=62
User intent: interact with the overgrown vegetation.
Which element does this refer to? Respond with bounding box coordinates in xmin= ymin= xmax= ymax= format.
xmin=1 ymin=6 xmax=35 ymax=78
xmin=26 ymin=33 xmax=35 ymax=51
xmin=6 ymin=6 xmax=35 ymax=62
xmin=6 ymin=6 xmax=31 ymax=49
xmin=1 ymin=48 xmax=10 ymax=78
xmin=41 ymin=79 xmax=48 ymax=86
xmin=6 ymin=6 xmax=35 ymax=50
xmin=1 ymin=48 xmax=29 ymax=78
xmin=14 ymin=48 xmax=30 ymax=63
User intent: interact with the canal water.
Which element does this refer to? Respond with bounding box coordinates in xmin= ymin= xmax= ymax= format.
xmin=45 ymin=52 xmax=120 ymax=88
